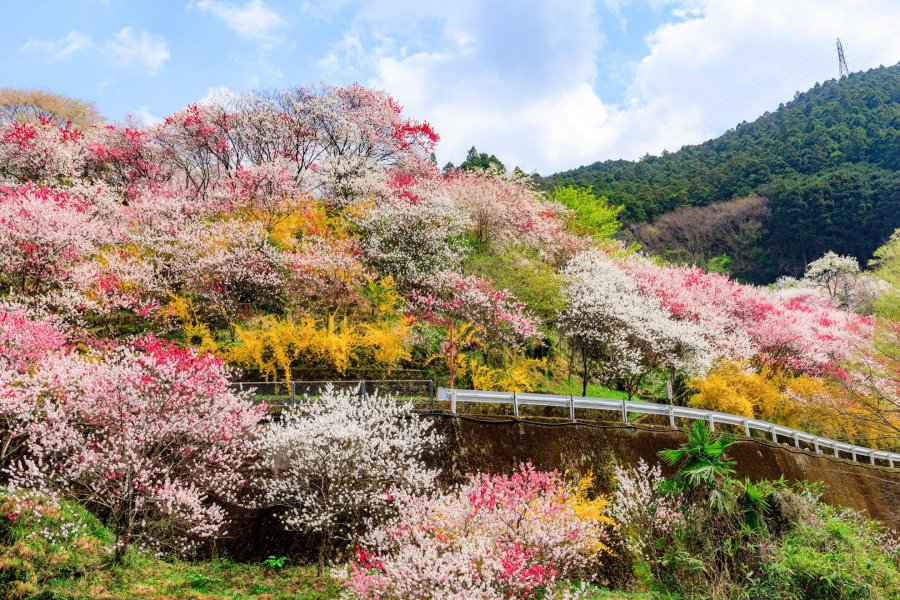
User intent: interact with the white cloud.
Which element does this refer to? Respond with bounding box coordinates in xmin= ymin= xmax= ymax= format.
xmin=21 ymin=30 xmax=93 ymax=59
xmin=104 ymin=27 xmax=171 ymax=75
xmin=318 ymin=33 xmax=365 ymax=75
xmin=134 ymin=106 xmax=163 ymax=126
xmin=189 ymin=0 xmax=286 ymax=44
xmin=318 ymin=0 xmax=900 ymax=173
xmin=197 ymin=85 xmax=241 ymax=108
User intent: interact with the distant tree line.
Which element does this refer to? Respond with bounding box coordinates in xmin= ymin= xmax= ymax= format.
xmin=542 ymin=64 xmax=900 ymax=282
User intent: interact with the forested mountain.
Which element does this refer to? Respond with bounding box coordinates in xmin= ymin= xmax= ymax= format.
xmin=543 ymin=64 xmax=900 ymax=282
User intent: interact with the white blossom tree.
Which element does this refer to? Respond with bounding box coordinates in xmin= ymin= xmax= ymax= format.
xmin=803 ymin=251 xmax=860 ymax=308
xmin=254 ymin=384 xmax=444 ymax=573
xmin=559 ymin=250 xmax=711 ymax=398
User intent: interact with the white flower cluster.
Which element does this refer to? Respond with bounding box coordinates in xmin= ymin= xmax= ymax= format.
xmin=559 ymin=250 xmax=712 ymax=395
xmin=253 ymin=384 xmax=443 ymax=564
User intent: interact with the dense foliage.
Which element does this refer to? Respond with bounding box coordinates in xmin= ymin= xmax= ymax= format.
xmin=543 ymin=64 xmax=900 ymax=282
xmin=0 ymin=79 xmax=897 ymax=599
xmin=610 ymin=425 xmax=900 ymax=599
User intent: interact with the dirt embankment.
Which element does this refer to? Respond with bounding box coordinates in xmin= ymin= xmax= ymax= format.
xmin=430 ymin=415 xmax=900 ymax=529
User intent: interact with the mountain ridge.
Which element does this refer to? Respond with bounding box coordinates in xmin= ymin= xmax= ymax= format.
xmin=541 ymin=63 xmax=900 ymax=282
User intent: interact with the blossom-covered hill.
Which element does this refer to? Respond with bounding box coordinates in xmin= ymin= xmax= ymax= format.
xmin=0 ymin=82 xmax=897 ymax=453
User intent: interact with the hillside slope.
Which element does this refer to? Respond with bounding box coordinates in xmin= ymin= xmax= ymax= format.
xmin=544 ymin=64 xmax=900 ymax=282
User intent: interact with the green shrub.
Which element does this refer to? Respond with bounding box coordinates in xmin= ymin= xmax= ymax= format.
xmin=749 ymin=504 xmax=900 ymax=599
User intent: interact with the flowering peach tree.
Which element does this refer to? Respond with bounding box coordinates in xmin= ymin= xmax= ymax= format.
xmin=560 ymin=250 xmax=712 ymax=398
xmin=5 ymin=336 xmax=265 ymax=559
xmin=343 ymin=463 xmax=612 ymax=599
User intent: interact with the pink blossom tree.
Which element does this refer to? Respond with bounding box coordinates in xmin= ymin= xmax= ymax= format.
xmin=0 ymin=184 xmax=108 ymax=295
xmin=0 ymin=303 xmax=69 ymax=466
xmin=6 ymin=336 xmax=265 ymax=559
xmin=623 ymin=258 xmax=870 ymax=376
xmin=343 ymin=463 xmax=611 ymax=599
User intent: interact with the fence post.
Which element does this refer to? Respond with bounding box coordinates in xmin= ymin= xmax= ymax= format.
xmin=667 ymin=405 xmax=675 ymax=428
xmin=428 ymin=380 xmax=434 ymax=412
xmin=708 ymin=413 xmax=715 ymax=432
xmin=621 ymin=400 xmax=627 ymax=423
xmin=569 ymin=394 xmax=576 ymax=422
xmin=289 ymin=381 xmax=295 ymax=408
xmin=743 ymin=419 xmax=750 ymax=437
xmin=512 ymin=392 xmax=519 ymax=418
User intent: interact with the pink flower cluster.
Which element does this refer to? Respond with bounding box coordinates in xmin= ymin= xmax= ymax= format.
xmin=0 ymin=306 xmax=265 ymax=555
xmin=343 ymin=463 xmax=609 ymax=599
xmin=624 ymin=259 xmax=871 ymax=374
xmin=410 ymin=271 xmax=541 ymax=346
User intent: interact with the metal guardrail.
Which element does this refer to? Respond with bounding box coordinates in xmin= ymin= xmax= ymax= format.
xmin=233 ymin=380 xmax=436 ymax=410
xmin=438 ymin=388 xmax=900 ymax=469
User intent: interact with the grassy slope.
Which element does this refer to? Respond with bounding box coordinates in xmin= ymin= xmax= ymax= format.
xmin=0 ymin=492 xmax=655 ymax=599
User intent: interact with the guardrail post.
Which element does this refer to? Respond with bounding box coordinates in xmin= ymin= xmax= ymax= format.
xmin=512 ymin=392 xmax=519 ymax=418
xmin=621 ymin=400 xmax=627 ymax=423
xmin=851 ymin=449 xmax=857 ymax=462
xmin=569 ymin=394 xmax=575 ymax=422
xmin=792 ymin=432 xmax=799 ymax=448
xmin=813 ymin=437 xmax=820 ymax=453
xmin=450 ymin=390 xmax=457 ymax=415
xmin=428 ymin=380 xmax=434 ymax=411
xmin=743 ymin=419 xmax=750 ymax=437
xmin=833 ymin=443 xmax=839 ymax=457
xmin=890 ymin=456 xmax=896 ymax=469
xmin=668 ymin=405 xmax=675 ymax=428
xmin=708 ymin=414 xmax=715 ymax=432
xmin=770 ymin=425 xmax=777 ymax=443
xmin=869 ymin=451 xmax=875 ymax=465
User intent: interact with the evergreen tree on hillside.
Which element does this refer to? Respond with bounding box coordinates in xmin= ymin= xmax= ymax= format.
xmin=542 ymin=64 xmax=900 ymax=282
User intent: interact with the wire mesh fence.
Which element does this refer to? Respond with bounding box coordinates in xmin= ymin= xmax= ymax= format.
xmin=232 ymin=380 xmax=436 ymax=411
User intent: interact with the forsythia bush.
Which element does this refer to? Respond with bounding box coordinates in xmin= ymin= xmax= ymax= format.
xmin=689 ymin=360 xmax=895 ymax=447
xmin=227 ymin=313 xmax=410 ymax=380
xmin=688 ymin=361 xmax=791 ymax=420
xmin=342 ymin=463 xmax=613 ymax=599
xmin=467 ymin=353 xmax=547 ymax=392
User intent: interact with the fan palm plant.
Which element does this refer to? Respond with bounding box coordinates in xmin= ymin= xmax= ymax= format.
xmin=658 ymin=420 xmax=737 ymax=512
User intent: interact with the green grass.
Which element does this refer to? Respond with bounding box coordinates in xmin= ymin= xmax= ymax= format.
xmin=0 ymin=491 xmax=341 ymax=599
xmin=546 ymin=377 xmax=629 ymax=400
xmin=43 ymin=557 xmax=342 ymax=599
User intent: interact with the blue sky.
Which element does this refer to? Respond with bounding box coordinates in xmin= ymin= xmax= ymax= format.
xmin=2 ymin=0 xmax=898 ymax=173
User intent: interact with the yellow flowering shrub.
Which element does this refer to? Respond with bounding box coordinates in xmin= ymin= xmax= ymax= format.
xmin=226 ymin=312 xmax=410 ymax=381
xmin=689 ymin=360 xmax=896 ymax=447
xmin=159 ymin=294 xmax=218 ymax=353
xmin=467 ymin=354 xmax=547 ymax=392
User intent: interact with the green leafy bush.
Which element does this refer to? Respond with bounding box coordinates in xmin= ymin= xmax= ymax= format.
xmin=749 ymin=504 xmax=900 ymax=600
